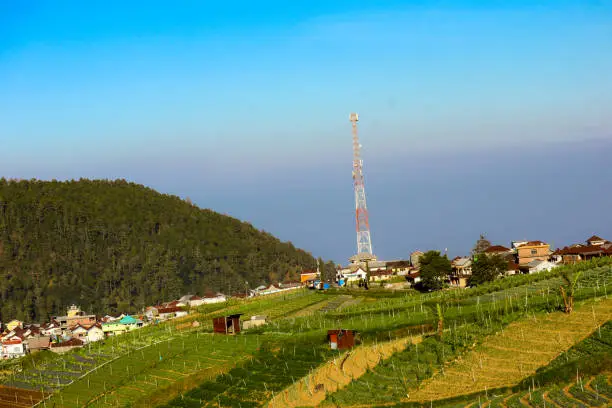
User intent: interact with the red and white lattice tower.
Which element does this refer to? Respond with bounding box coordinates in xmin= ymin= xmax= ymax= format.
xmin=350 ymin=113 xmax=374 ymax=258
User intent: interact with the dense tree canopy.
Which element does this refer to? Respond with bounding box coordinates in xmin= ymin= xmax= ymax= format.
xmin=470 ymin=254 xmax=507 ymax=285
xmin=418 ymin=250 xmax=452 ymax=291
xmin=0 ymin=179 xmax=320 ymax=322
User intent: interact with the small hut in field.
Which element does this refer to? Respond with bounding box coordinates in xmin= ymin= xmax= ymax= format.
xmin=327 ymin=329 xmax=357 ymax=350
xmin=212 ymin=314 xmax=242 ymax=335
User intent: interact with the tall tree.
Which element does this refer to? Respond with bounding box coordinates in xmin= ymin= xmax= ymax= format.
xmin=419 ymin=251 xmax=452 ymax=291
xmin=470 ymin=254 xmax=507 ymax=285
xmin=472 ymin=234 xmax=491 ymax=256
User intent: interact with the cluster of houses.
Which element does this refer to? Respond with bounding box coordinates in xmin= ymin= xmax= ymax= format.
xmin=0 ymin=286 xmax=309 ymax=360
xmin=448 ymin=235 xmax=612 ymax=288
xmin=330 ymin=235 xmax=612 ymax=289
xmin=0 ymin=293 xmax=220 ymax=359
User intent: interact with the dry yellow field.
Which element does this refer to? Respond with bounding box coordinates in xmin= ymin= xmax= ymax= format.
xmin=407 ymin=298 xmax=612 ymax=402
xmin=267 ymin=335 xmax=424 ymax=408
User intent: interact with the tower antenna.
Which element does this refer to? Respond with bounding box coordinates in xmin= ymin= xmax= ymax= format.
xmin=350 ymin=113 xmax=374 ymax=259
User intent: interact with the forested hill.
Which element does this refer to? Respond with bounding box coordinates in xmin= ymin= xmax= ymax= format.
xmin=0 ymin=178 xmax=320 ymax=322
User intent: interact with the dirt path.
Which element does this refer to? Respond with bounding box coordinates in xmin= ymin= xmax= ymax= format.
xmin=405 ymin=298 xmax=612 ymax=403
xmin=266 ymin=335 xmax=423 ymax=408
xmin=287 ymin=297 xmax=337 ymax=318
xmin=542 ymin=391 xmax=559 ymax=407
xmin=585 ymin=375 xmax=610 ymax=404
xmin=519 ymin=391 xmax=533 ymax=407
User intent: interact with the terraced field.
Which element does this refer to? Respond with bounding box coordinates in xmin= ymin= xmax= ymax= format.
xmin=3 ymin=259 xmax=610 ymax=407
xmin=45 ymin=333 xmax=261 ymax=407
xmin=457 ymin=372 xmax=612 ymax=408
xmin=407 ymin=298 xmax=611 ymax=402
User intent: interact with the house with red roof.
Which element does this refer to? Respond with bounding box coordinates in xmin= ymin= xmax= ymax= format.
xmin=71 ymin=323 xmax=105 ymax=343
xmin=586 ymin=235 xmax=608 ymax=247
xmin=483 ymin=245 xmax=513 ymax=258
xmin=50 ymin=338 xmax=84 ymax=354
xmin=552 ymin=235 xmax=612 ymax=264
xmin=202 ymin=293 xmax=227 ymax=304
xmin=1 ymin=338 xmax=25 ymax=358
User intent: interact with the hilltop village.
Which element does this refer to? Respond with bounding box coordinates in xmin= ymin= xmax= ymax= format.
xmin=333 ymin=234 xmax=612 ymax=288
xmin=1 ymin=234 xmax=609 ymax=360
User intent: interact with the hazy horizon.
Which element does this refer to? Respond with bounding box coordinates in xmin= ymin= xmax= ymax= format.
xmin=3 ymin=137 xmax=611 ymax=264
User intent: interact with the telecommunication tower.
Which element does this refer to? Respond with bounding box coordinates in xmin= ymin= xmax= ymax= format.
xmin=350 ymin=113 xmax=374 ymax=259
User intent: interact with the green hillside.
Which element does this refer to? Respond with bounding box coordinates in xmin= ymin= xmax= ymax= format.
xmin=0 ymin=178 xmax=320 ymax=321
xmin=1 ymin=259 xmax=610 ymax=407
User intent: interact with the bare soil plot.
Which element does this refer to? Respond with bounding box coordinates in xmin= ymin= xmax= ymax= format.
xmin=0 ymin=385 xmax=47 ymax=408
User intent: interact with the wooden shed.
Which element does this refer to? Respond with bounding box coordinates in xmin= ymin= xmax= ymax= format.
xmin=212 ymin=314 xmax=242 ymax=335
xmin=327 ymin=329 xmax=357 ymax=350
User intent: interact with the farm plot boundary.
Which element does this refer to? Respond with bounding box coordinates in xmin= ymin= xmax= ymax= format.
xmin=266 ymin=334 xmax=425 ymax=408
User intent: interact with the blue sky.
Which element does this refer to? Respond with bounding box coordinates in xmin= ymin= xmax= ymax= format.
xmin=2 ymin=1 xmax=612 ymax=262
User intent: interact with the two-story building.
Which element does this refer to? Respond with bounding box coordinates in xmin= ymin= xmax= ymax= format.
xmin=52 ymin=305 xmax=97 ymax=331
xmin=450 ymin=257 xmax=472 ymax=288
xmin=515 ymin=241 xmax=551 ymax=265
xmin=1 ymin=338 xmax=26 ymax=358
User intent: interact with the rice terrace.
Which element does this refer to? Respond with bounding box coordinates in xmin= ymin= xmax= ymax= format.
xmin=0 ymin=259 xmax=607 ymax=407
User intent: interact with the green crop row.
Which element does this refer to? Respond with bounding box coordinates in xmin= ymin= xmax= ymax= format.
xmin=159 ymin=331 xmax=336 ymax=408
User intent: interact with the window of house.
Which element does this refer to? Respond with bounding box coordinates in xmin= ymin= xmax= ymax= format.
xmin=530 ymin=249 xmax=537 ymax=255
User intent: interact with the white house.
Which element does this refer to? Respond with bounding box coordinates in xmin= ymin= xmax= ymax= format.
xmin=40 ymin=321 xmax=63 ymax=337
xmin=2 ymin=338 xmax=26 ymax=358
xmin=70 ymin=325 xmax=89 ymax=342
xmin=72 ymin=324 xmax=105 ymax=343
xmin=202 ymin=293 xmax=227 ymax=304
xmin=153 ymin=306 xmax=187 ymax=320
xmin=337 ymin=267 xmax=368 ymax=284
xmin=524 ymin=260 xmax=558 ymax=274
xmin=405 ymin=271 xmax=422 ymax=286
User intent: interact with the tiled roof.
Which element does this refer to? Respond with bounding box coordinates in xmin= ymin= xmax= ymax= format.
xmin=453 ymin=257 xmax=472 ymax=267
xmin=555 ymin=245 xmax=605 ymax=255
xmin=587 ymin=235 xmax=605 ymax=242
xmin=385 ymin=260 xmax=411 ymax=268
xmin=370 ymin=270 xmax=393 ymax=276
xmin=507 ymin=261 xmax=520 ymax=270
xmin=517 ymin=241 xmax=548 ymax=247
xmin=157 ymin=307 xmax=183 ymax=314
xmin=484 ymin=245 xmax=510 ymax=253
xmin=51 ymin=338 xmax=83 ymax=348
